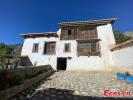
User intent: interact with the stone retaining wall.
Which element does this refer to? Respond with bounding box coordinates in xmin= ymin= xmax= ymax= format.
xmin=0 ymin=69 xmax=54 ymax=100
xmin=0 ymin=65 xmax=52 ymax=79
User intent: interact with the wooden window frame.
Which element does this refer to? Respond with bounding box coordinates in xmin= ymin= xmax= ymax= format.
xmin=60 ymin=27 xmax=97 ymax=40
xmin=32 ymin=43 xmax=39 ymax=53
xmin=64 ymin=43 xmax=71 ymax=53
xmin=91 ymin=42 xmax=97 ymax=52
xmin=43 ymin=42 xmax=56 ymax=55
xmin=77 ymin=41 xmax=100 ymax=56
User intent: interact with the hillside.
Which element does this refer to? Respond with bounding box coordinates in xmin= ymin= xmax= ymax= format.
xmin=8 ymin=44 xmax=22 ymax=55
xmin=124 ymin=32 xmax=133 ymax=37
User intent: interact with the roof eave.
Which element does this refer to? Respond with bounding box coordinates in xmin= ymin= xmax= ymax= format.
xmin=20 ymin=32 xmax=58 ymax=38
xmin=59 ymin=18 xmax=118 ymax=27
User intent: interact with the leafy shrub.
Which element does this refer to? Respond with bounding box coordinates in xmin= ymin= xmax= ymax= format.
xmin=0 ymin=69 xmax=13 ymax=90
xmin=113 ymin=29 xmax=132 ymax=44
xmin=0 ymin=66 xmax=48 ymax=91
xmin=9 ymin=75 xmax=24 ymax=86
xmin=0 ymin=69 xmax=13 ymax=84
xmin=0 ymin=84 xmax=9 ymax=91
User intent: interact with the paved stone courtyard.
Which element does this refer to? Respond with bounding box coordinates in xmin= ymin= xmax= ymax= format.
xmin=11 ymin=71 xmax=133 ymax=100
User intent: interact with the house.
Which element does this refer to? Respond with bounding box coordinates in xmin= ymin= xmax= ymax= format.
xmin=20 ymin=18 xmax=117 ymax=71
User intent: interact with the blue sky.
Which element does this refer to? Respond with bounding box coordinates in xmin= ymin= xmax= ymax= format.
xmin=0 ymin=0 xmax=133 ymax=44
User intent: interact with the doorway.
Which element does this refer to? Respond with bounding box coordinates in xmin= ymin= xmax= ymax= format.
xmin=57 ymin=57 xmax=67 ymax=70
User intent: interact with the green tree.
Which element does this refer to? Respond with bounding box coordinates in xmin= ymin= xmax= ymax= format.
xmin=0 ymin=43 xmax=12 ymax=68
xmin=113 ymin=29 xmax=132 ymax=44
xmin=0 ymin=43 xmax=12 ymax=57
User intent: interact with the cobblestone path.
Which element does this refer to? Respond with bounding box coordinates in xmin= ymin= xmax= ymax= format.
xmin=11 ymin=71 xmax=133 ymax=100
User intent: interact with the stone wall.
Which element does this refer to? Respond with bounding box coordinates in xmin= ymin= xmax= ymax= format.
xmin=0 ymin=65 xmax=52 ymax=79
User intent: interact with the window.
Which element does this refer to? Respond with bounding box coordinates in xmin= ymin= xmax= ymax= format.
xmin=64 ymin=43 xmax=71 ymax=52
xmin=32 ymin=43 xmax=39 ymax=53
xmin=68 ymin=29 xmax=72 ymax=35
xmin=61 ymin=29 xmax=77 ymax=40
xmin=44 ymin=42 xmax=56 ymax=54
xmin=78 ymin=42 xmax=99 ymax=56
xmin=77 ymin=28 xmax=97 ymax=40
xmin=91 ymin=42 xmax=96 ymax=52
xmin=68 ymin=29 xmax=73 ymax=39
xmin=61 ymin=27 xmax=97 ymax=40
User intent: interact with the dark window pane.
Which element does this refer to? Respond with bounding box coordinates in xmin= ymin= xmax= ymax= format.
xmin=68 ymin=30 xmax=71 ymax=35
xmin=44 ymin=42 xmax=56 ymax=54
xmin=91 ymin=42 xmax=96 ymax=52
xmin=32 ymin=43 xmax=39 ymax=53
xmin=78 ymin=42 xmax=99 ymax=56
xmin=64 ymin=43 xmax=70 ymax=52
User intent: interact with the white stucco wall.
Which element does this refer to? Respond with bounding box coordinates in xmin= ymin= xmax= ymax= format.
xmin=21 ymin=37 xmax=59 ymax=69
xmin=112 ymin=46 xmax=133 ymax=67
xmin=21 ymin=23 xmax=116 ymax=71
xmin=56 ymin=40 xmax=77 ymax=57
xmin=97 ymin=24 xmax=116 ymax=68
xmin=67 ymin=56 xmax=104 ymax=71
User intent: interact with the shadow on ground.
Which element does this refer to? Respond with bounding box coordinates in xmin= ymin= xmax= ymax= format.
xmin=29 ymin=88 xmax=132 ymax=100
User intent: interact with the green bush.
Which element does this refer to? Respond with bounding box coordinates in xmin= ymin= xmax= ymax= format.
xmin=113 ymin=29 xmax=132 ymax=44
xmin=9 ymin=75 xmax=24 ymax=86
xmin=0 ymin=84 xmax=9 ymax=91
